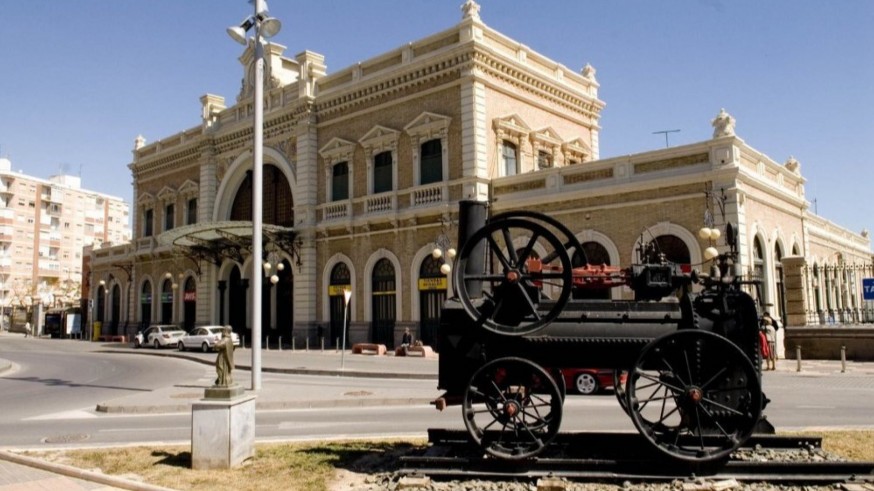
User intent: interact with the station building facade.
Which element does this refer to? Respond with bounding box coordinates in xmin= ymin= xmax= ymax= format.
xmin=88 ymin=1 xmax=872 ymax=350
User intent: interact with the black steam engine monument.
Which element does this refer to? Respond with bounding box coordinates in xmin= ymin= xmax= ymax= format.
xmin=435 ymin=201 xmax=768 ymax=464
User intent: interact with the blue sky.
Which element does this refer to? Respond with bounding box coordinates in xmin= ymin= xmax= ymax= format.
xmin=1 ymin=1 xmax=872 ymax=239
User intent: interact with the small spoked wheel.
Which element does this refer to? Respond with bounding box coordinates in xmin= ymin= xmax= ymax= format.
xmin=627 ymin=330 xmax=762 ymax=462
xmin=463 ymin=357 xmax=563 ymax=460
xmin=453 ymin=217 xmax=573 ymax=335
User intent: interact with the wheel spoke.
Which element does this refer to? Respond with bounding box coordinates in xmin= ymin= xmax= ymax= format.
xmin=511 ymin=282 xmax=541 ymax=320
xmin=698 ymin=403 xmax=734 ymax=439
xmin=516 ymin=233 xmax=540 ymax=265
xmin=699 ymin=367 xmax=729 ymax=391
xmin=699 ymin=396 xmax=747 ymax=417
xmin=501 ymin=228 xmax=518 ymax=265
xmin=487 ymin=235 xmax=512 ymax=270
xmin=637 ymin=371 xmax=685 ymax=395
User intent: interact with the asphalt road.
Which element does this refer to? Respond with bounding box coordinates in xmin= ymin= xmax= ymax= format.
xmin=2 ymin=335 xmax=874 ymax=451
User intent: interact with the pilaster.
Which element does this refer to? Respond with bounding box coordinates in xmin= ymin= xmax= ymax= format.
xmin=781 ymin=256 xmax=809 ymax=327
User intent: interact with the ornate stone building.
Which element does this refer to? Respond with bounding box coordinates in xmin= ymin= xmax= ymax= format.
xmin=88 ymin=1 xmax=871 ymax=351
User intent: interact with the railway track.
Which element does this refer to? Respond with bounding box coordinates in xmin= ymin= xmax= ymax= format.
xmin=398 ymin=430 xmax=874 ymax=485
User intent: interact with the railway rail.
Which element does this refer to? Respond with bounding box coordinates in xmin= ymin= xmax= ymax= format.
xmin=399 ymin=430 xmax=874 ymax=485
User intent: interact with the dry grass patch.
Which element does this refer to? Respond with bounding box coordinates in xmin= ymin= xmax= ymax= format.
xmin=29 ymin=439 xmax=426 ymax=491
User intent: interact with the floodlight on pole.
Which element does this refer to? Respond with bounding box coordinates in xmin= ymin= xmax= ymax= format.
xmin=227 ymin=0 xmax=281 ymax=391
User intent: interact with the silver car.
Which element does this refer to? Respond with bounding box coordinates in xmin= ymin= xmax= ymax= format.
xmin=134 ymin=325 xmax=186 ymax=349
xmin=177 ymin=326 xmax=241 ymax=352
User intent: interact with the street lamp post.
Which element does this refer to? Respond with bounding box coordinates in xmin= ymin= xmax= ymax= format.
xmin=228 ymin=0 xmax=281 ymax=391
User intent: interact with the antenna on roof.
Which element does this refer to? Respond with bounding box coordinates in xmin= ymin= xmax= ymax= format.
xmin=653 ymin=129 xmax=680 ymax=148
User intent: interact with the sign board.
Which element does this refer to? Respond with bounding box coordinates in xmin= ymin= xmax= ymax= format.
xmin=418 ymin=277 xmax=448 ymax=291
xmin=863 ymin=278 xmax=874 ymax=300
xmin=328 ymin=285 xmax=351 ymax=296
xmin=183 ymin=291 xmax=197 ymax=302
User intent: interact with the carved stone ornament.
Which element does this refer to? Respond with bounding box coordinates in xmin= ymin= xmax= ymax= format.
xmin=711 ymin=108 xmax=736 ymax=138
xmin=462 ymin=0 xmax=481 ymax=20
xmin=581 ymin=63 xmax=596 ymax=81
xmin=784 ymin=155 xmax=801 ymax=174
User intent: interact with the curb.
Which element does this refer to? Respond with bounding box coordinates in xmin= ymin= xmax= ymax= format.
xmin=0 ymin=359 xmax=11 ymax=375
xmin=0 ymin=449 xmax=176 ymax=491
xmin=95 ymin=396 xmax=437 ymax=414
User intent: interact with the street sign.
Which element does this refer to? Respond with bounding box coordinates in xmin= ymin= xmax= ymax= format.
xmin=863 ymin=278 xmax=874 ymax=300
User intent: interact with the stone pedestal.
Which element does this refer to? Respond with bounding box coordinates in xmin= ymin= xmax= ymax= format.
xmin=191 ymin=389 xmax=256 ymax=470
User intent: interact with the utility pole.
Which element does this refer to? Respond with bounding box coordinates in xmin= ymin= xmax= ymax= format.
xmin=653 ymin=129 xmax=680 ymax=148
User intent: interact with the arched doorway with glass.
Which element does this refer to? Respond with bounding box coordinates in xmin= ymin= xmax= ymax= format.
xmin=183 ymin=276 xmax=196 ymax=330
xmin=371 ymin=258 xmax=396 ymax=348
xmin=751 ymin=236 xmax=766 ymax=308
xmin=328 ymin=262 xmax=351 ymax=348
xmin=161 ymin=279 xmax=174 ymax=324
xmin=418 ymin=255 xmax=446 ymax=347
xmin=271 ymin=258 xmax=293 ymax=343
xmin=110 ymin=284 xmax=121 ymax=335
xmin=140 ymin=280 xmax=152 ymax=329
xmin=774 ymin=242 xmax=785 ymax=324
xmin=227 ymin=265 xmax=248 ymax=338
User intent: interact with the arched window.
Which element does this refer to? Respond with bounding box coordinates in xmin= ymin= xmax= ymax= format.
xmin=751 ymin=237 xmax=766 ymax=306
xmin=161 ymin=279 xmax=174 ymax=324
xmin=183 ymin=277 xmax=197 ymax=330
xmin=418 ymin=255 xmax=446 ymax=346
xmin=420 ymin=139 xmax=443 ymax=185
xmin=652 ymin=235 xmax=691 ymax=271
xmin=140 ymin=281 xmax=152 ymax=329
xmin=501 ymin=141 xmax=518 ymax=176
xmin=329 ymin=262 xmax=351 ymax=347
xmin=230 ymin=164 xmax=294 ymax=226
xmin=371 ymin=259 xmax=396 ymax=347
xmin=774 ymin=243 xmax=784 ymax=322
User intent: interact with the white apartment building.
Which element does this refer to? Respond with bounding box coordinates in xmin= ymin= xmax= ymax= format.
xmin=0 ymin=157 xmax=130 ymax=315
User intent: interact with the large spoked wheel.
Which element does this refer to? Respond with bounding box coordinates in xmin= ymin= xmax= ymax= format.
xmin=627 ymin=330 xmax=762 ymax=462
xmin=463 ymin=357 xmax=563 ymax=460
xmin=453 ymin=218 xmax=573 ymax=335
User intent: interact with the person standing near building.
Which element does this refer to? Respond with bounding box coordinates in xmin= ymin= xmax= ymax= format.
xmin=761 ymin=312 xmax=778 ymax=370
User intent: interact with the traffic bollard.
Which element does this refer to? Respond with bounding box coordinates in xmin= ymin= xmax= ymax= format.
xmin=320 ymin=337 xmax=324 ymax=351
xmin=796 ymin=345 xmax=802 ymax=372
xmin=841 ymin=345 xmax=846 ymax=373
xmin=279 ymin=336 xmax=283 ymax=351
xmin=306 ymin=337 xmax=309 ymax=351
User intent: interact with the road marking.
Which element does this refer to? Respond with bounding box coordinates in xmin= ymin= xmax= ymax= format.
xmin=797 ymin=405 xmax=837 ymax=409
xmin=25 ymin=410 xmax=98 ymax=420
xmin=99 ymin=427 xmax=190 ymax=433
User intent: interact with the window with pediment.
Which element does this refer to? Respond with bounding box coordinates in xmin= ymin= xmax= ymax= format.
xmin=530 ymin=128 xmax=561 ymax=170
xmin=562 ymin=138 xmax=592 ymax=165
xmin=494 ymin=115 xmax=530 ymax=176
xmin=359 ymin=126 xmax=399 ymax=194
xmin=404 ymin=112 xmax=450 ymax=186
xmin=319 ymin=138 xmax=356 ymax=204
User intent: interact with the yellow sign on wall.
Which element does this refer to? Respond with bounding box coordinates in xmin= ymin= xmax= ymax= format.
xmin=418 ymin=277 xmax=447 ymax=291
xmin=328 ymin=285 xmax=351 ymax=296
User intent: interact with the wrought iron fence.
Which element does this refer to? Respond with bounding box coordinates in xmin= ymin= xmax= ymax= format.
xmin=803 ymin=263 xmax=874 ymax=326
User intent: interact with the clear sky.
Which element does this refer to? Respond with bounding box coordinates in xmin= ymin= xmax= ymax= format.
xmin=1 ymin=1 xmax=872 ymax=240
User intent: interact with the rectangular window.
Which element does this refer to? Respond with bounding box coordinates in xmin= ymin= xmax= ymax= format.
xmin=164 ymin=204 xmax=175 ymax=231
xmin=144 ymin=209 xmax=154 ymax=237
xmin=420 ymin=139 xmax=443 ymax=185
xmin=373 ymin=151 xmax=392 ymax=194
xmin=502 ymin=141 xmax=518 ymax=176
xmin=537 ymin=150 xmax=553 ymax=169
xmin=332 ymin=161 xmax=349 ymax=201
xmin=186 ymin=198 xmax=197 ymax=225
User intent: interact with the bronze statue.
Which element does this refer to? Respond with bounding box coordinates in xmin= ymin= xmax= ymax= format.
xmin=214 ymin=326 xmax=235 ymax=386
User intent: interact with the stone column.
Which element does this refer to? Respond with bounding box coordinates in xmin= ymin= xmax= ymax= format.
xmin=781 ymin=256 xmax=808 ymax=327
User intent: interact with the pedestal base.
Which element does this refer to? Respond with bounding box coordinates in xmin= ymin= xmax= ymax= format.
xmin=191 ymin=394 xmax=256 ymax=470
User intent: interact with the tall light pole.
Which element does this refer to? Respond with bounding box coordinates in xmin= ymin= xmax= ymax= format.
xmin=228 ymin=0 xmax=281 ymax=391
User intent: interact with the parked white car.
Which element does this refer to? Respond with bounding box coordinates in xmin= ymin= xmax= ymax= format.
xmin=134 ymin=325 xmax=186 ymax=349
xmin=177 ymin=326 xmax=241 ymax=352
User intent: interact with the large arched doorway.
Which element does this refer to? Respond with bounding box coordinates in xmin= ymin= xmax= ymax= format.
xmin=228 ymin=265 xmax=247 ymax=337
xmin=418 ymin=255 xmax=446 ymax=347
xmin=183 ymin=277 xmax=196 ymax=330
xmin=651 ymin=235 xmax=691 ymax=270
xmin=328 ymin=262 xmax=351 ymax=348
xmin=774 ymin=243 xmax=785 ymax=324
xmin=371 ymin=258 xmax=396 ymax=348
xmin=161 ymin=279 xmax=173 ymax=324
xmin=110 ymin=285 xmax=121 ymax=334
xmin=96 ymin=286 xmax=106 ymax=324
xmin=275 ymin=259 xmax=293 ymax=340
xmin=230 ymin=164 xmax=294 ymax=226
xmin=140 ymin=281 xmax=152 ymax=329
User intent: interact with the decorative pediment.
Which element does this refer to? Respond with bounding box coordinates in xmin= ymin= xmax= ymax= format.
xmin=358 ymin=125 xmax=400 ymax=153
xmin=404 ymin=112 xmax=451 ymax=140
xmin=157 ymin=186 xmax=177 ymax=202
xmin=493 ymin=114 xmax=531 ymax=137
xmin=562 ymin=137 xmax=592 ymax=154
xmin=530 ymin=127 xmax=563 ymax=147
xmin=318 ymin=137 xmax=356 ymax=164
xmin=137 ymin=192 xmax=156 ymax=206
xmin=179 ymin=180 xmax=199 ymax=198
